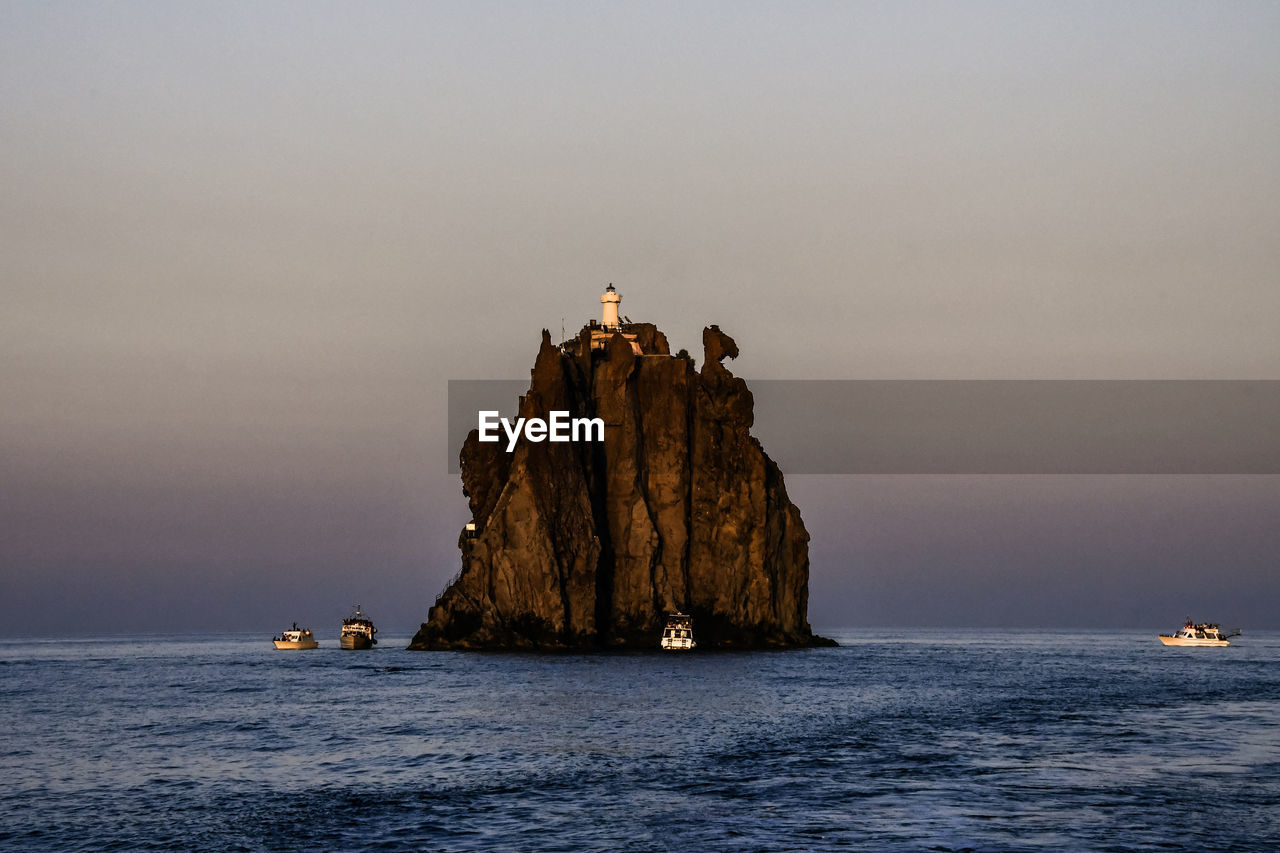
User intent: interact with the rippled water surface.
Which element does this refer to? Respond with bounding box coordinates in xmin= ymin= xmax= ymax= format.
xmin=2 ymin=629 xmax=1278 ymax=851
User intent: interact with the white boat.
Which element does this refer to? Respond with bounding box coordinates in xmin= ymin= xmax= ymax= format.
xmin=660 ymin=612 xmax=696 ymax=650
xmin=272 ymin=623 xmax=318 ymax=650
xmin=340 ymin=605 xmax=378 ymax=650
xmin=1158 ymin=620 xmax=1238 ymax=647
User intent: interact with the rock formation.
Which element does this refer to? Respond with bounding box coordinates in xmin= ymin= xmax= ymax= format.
xmin=409 ymin=321 xmax=832 ymax=650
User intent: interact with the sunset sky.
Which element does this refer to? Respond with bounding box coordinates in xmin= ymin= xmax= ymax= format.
xmin=3 ymin=1 xmax=1278 ymax=635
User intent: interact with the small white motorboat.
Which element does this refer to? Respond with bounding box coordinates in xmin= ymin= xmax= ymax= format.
xmin=660 ymin=612 xmax=696 ymax=651
xmin=272 ymin=623 xmax=319 ymax=650
xmin=1158 ymin=620 xmax=1239 ymax=647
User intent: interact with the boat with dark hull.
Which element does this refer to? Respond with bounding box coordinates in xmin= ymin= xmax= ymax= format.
xmin=340 ymin=605 xmax=378 ymax=650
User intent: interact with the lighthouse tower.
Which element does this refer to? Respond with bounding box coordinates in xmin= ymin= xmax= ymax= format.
xmin=601 ymin=283 xmax=621 ymax=330
xmin=582 ymin=283 xmax=642 ymax=355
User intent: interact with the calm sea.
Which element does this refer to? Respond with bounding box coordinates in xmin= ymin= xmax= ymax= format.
xmin=2 ymin=629 xmax=1277 ymax=852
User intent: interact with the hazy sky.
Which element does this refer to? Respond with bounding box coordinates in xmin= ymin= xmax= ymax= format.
xmin=3 ymin=2 xmax=1278 ymax=635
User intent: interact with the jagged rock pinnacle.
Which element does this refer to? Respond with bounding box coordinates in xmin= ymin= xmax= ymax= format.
xmin=410 ymin=322 xmax=832 ymax=650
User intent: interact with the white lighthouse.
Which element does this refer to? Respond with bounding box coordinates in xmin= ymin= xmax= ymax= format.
xmin=580 ymin=284 xmax=643 ymax=355
xmin=601 ymin=283 xmax=621 ymax=329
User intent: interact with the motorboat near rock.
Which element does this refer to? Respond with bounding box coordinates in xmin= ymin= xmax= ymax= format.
xmin=1158 ymin=620 xmax=1239 ymax=647
xmin=660 ymin=612 xmax=696 ymax=651
xmin=340 ymin=605 xmax=378 ymax=650
xmin=273 ymin=623 xmax=319 ymax=650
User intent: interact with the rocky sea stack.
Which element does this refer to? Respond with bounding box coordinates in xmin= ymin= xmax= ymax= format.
xmin=410 ymin=308 xmax=832 ymax=650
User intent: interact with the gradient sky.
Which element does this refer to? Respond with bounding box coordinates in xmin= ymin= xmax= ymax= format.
xmin=3 ymin=1 xmax=1278 ymax=635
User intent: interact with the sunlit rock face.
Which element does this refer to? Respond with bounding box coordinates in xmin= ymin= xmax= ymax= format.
xmin=409 ymin=324 xmax=832 ymax=650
